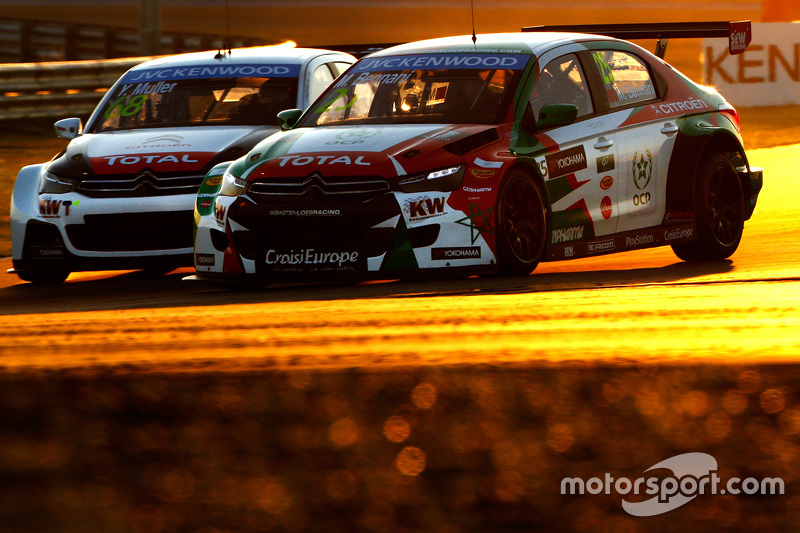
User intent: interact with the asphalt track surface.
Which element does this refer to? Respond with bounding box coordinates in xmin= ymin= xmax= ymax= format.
xmin=1 ymin=144 xmax=798 ymax=371
xmin=1 ymin=145 xmax=799 ymax=533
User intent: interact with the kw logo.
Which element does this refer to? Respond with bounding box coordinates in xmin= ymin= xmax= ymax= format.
xmin=408 ymin=196 xmax=446 ymax=220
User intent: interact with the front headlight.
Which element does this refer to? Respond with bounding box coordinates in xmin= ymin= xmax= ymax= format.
xmin=218 ymin=166 xmax=247 ymax=197
xmin=398 ymin=164 xmax=465 ymax=193
xmin=40 ymin=171 xmax=77 ymax=194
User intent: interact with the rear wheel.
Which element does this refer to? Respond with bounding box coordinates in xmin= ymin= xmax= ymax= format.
xmin=495 ymin=170 xmax=548 ymax=275
xmin=672 ymin=153 xmax=745 ymax=261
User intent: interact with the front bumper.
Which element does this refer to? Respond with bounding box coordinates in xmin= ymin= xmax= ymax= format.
xmin=194 ymin=189 xmax=498 ymax=282
xmin=11 ymin=187 xmax=196 ymax=272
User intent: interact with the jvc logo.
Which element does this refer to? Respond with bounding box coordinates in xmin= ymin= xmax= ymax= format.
xmin=408 ymin=197 xmax=446 ymax=220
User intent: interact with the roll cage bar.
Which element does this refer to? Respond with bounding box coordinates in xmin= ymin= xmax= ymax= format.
xmin=522 ymin=21 xmax=752 ymax=59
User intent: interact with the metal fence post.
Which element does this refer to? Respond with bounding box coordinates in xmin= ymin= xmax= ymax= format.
xmin=140 ymin=0 xmax=161 ymax=56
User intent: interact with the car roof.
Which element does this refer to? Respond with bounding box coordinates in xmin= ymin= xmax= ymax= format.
xmin=369 ymin=32 xmax=621 ymax=58
xmin=130 ymin=45 xmax=354 ymax=71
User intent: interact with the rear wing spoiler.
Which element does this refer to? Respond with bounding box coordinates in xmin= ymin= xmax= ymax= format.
xmin=521 ymin=21 xmax=752 ymax=59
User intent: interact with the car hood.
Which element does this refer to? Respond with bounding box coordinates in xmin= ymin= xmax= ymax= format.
xmin=243 ymin=124 xmax=502 ymax=180
xmin=50 ymin=125 xmax=277 ymax=178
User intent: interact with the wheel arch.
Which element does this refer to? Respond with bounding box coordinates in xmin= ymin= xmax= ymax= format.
xmin=665 ymin=125 xmax=748 ymax=222
xmin=504 ymin=159 xmax=548 ymax=201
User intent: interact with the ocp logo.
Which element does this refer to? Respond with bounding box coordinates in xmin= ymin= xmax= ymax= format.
xmin=335 ymin=128 xmax=381 ymax=142
xmin=632 ymin=150 xmax=653 ymax=190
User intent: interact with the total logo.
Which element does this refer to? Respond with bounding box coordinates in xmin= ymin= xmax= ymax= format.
xmin=276 ymin=154 xmax=371 ymax=167
xmin=103 ymin=153 xmax=200 ymax=166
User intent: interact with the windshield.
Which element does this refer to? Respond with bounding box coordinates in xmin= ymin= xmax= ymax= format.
xmin=89 ymin=62 xmax=299 ymax=132
xmin=299 ymin=52 xmax=530 ymax=127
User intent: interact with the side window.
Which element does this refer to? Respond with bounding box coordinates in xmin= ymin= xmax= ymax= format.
xmin=530 ymin=53 xmax=593 ymax=122
xmin=329 ymin=62 xmax=352 ymax=77
xmin=591 ymin=50 xmax=657 ymax=109
xmin=309 ymin=64 xmax=335 ymax=103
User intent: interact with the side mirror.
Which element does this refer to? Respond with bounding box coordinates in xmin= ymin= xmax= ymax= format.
xmin=277 ymin=108 xmax=303 ymax=131
xmin=535 ymin=103 xmax=579 ymax=130
xmin=54 ymin=117 xmax=83 ymax=140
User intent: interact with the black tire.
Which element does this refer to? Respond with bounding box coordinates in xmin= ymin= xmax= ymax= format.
xmin=495 ymin=170 xmax=548 ymax=275
xmin=16 ymin=270 xmax=70 ymax=285
xmin=672 ymin=153 xmax=745 ymax=261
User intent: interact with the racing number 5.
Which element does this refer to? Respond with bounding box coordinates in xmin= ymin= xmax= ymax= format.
xmin=315 ymin=88 xmax=358 ymax=114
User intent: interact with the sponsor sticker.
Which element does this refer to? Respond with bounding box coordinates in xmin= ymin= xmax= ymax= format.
xmin=205 ymin=176 xmax=223 ymax=187
xmin=546 ymin=146 xmax=587 ymax=180
xmin=120 ymin=63 xmax=301 ymax=83
xmin=195 ymin=253 xmax=216 ymax=266
xmin=600 ymin=175 xmax=614 ymax=190
xmin=601 ymin=196 xmax=613 ymax=219
xmin=431 ymin=247 xmax=481 ymax=260
xmin=729 ymin=21 xmax=752 ymax=55
xmin=625 ymin=232 xmax=655 ymax=249
xmin=597 ymin=154 xmax=615 ymax=173
xmin=266 ymin=249 xmax=360 ymax=269
xmin=587 ymin=239 xmax=615 ymax=255
xmin=664 ymin=226 xmax=694 ymax=242
xmin=632 ymin=150 xmax=653 ymax=190
xmin=32 ymin=246 xmax=65 ymax=259
xmin=474 ymin=157 xmax=504 ymax=169
xmin=268 ymin=209 xmax=342 ymax=216
xmin=276 ymin=154 xmax=371 ymax=167
xmin=551 ymin=225 xmax=585 ymax=244
xmin=471 ymin=168 xmax=496 ymax=179
xmin=651 ymin=98 xmax=711 ymax=117
xmin=353 ymin=54 xmax=529 ymax=73
xmin=213 ymin=202 xmax=227 ymax=223
xmin=665 ymin=211 xmax=695 ymax=224
xmin=405 ymin=196 xmax=447 ymax=221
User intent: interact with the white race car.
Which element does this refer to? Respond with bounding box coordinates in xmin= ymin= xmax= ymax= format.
xmin=9 ymin=45 xmax=355 ymax=283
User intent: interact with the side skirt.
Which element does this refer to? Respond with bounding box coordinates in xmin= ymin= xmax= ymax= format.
xmin=546 ymin=223 xmax=697 ymax=261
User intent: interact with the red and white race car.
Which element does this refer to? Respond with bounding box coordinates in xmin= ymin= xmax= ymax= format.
xmin=192 ymin=22 xmax=762 ymax=287
xmin=9 ymin=45 xmax=355 ymax=283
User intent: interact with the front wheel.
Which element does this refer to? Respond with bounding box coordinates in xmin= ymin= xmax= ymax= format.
xmin=672 ymin=154 xmax=745 ymax=261
xmin=495 ymin=170 xmax=548 ymax=275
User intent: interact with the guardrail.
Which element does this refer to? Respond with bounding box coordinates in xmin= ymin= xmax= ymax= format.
xmin=0 ymin=57 xmax=151 ymax=121
xmin=0 ymin=18 xmax=267 ymax=63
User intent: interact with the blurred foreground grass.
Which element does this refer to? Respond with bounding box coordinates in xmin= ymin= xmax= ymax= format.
xmin=1 ymin=107 xmax=799 ymax=257
xmin=0 ymin=364 xmax=796 ymax=532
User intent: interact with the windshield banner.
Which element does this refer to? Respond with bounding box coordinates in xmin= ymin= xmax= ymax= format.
xmin=353 ymin=54 xmax=529 ymax=72
xmin=120 ymin=63 xmax=301 ymax=83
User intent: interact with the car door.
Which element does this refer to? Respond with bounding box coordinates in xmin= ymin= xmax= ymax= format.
xmin=517 ymin=47 xmax=621 ymax=260
xmin=587 ymin=48 xmax=675 ymax=234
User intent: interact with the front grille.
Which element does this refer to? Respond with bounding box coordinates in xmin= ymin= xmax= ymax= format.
xmin=78 ymin=171 xmax=204 ymax=198
xmin=247 ymin=173 xmax=391 ymax=203
xmin=66 ymin=211 xmax=194 ymax=251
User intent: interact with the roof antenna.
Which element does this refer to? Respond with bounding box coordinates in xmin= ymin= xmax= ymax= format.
xmin=470 ymin=0 xmax=477 ymax=46
xmin=215 ymin=0 xmax=232 ymax=59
